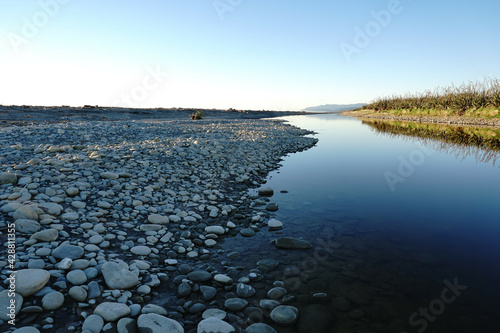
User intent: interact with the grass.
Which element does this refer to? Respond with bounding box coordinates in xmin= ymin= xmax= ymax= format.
xmin=190 ymin=110 xmax=203 ymax=120
xmin=362 ymin=79 xmax=500 ymax=118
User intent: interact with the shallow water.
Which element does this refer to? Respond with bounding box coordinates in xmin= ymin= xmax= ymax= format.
xmin=222 ymin=113 xmax=500 ymax=332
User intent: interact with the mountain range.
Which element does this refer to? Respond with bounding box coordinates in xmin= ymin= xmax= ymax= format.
xmin=302 ymin=103 xmax=366 ymax=112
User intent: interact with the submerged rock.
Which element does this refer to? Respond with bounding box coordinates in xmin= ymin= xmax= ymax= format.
xmin=275 ymin=237 xmax=312 ymax=249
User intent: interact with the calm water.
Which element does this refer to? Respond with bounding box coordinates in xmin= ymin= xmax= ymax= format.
xmin=222 ymin=113 xmax=500 ymax=333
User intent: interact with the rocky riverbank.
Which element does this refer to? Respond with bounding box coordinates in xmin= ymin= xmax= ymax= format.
xmin=0 ymin=118 xmax=318 ymax=333
xmin=343 ymin=110 xmax=500 ymax=128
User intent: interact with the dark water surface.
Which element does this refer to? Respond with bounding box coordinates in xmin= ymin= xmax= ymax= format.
xmin=222 ymin=113 xmax=500 ymax=333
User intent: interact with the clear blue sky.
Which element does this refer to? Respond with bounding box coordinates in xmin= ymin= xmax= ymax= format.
xmin=0 ymin=0 xmax=499 ymax=110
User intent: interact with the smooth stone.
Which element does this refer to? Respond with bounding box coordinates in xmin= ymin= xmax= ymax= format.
xmin=82 ymin=314 xmax=105 ymax=333
xmin=259 ymin=299 xmax=280 ymax=311
xmin=200 ymin=286 xmax=217 ymax=300
xmin=68 ymin=286 xmax=88 ymax=301
xmin=66 ymin=270 xmax=88 ymax=285
xmin=15 ymin=219 xmax=41 ymax=234
xmin=58 ymin=258 xmax=73 ymax=270
xmin=137 ymin=285 xmax=151 ymax=295
xmin=137 ymin=313 xmax=184 ymax=333
xmin=267 ymin=219 xmax=283 ymax=230
xmin=39 ymin=202 xmax=64 ymax=215
xmin=240 ymin=228 xmax=255 ymax=237
xmin=244 ymin=323 xmax=277 ymax=333
xmin=187 ymin=270 xmax=211 ymax=282
xmin=224 ymin=298 xmax=248 ymax=312
xmin=100 ymin=172 xmax=119 ymax=179
xmin=14 ymin=269 xmax=50 ymax=297
xmin=52 ymin=244 xmax=84 ymax=259
xmin=61 ymin=212 xmax=80 ymax=221
xmin=178 ymin=282 xmax=191 ymax=297
xmin=189 ymin=303 xmax=206 ymax=314
xmin=87 ymin=281 xmax=102 ymax=299
xmin=258 ymin=187 xmax=274 ymax=197
xmin=147 ymin=214 xmax=169 ymax=224
xmin=214 ymin=274 xmax=233 ymax=285
xmin=236 ymin=283 xmax=255 ymax=298
xmin=275 ymin=237 xmax=312 ymax=250
xmin=66 ymin=187 xmax=79 ymax=196
xmin=117 ymin=317 xmax=137 ymax=333
xmin=13 ymin=205 xmax=39 ymax=221
xmin=0 ymin=290 xmax=23 ymax=321
xmin=270 ymin=306 xmax=298 ymax=326
xmin=141 ymin=304 xmax=167 ymax=315
xmin=131 ymin=246 xmax=152 ymax=256
xmin=12 ymin=328 xmax=40 ymax=333
xmin=101 ymin=261 xmax=139 ymax=290
xmin=267 ymin=287 xmax=287 ymax=300
xmin=31 ymin=229 xmax=59 ymax=242
xmin=266 ymin=203 xmax=279 ymax=212
xmin=94 ymin=302 xmax=131 ymax=322
xmin=202 ymin=308 xmax=227 ymax=320
xmin=41 ymin=291 xmax=65 ymax=310
xmin=0 ymin=172 xmax=17 ymax=185
xmin=205 ymin=226 xmax=225 ymax=235
xmin=197 ymin=317 xmax=235 ymax=333
xmin=28 ymin=259 xmax=46 ymax=269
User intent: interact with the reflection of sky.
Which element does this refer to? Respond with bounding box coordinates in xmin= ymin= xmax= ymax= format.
xmin=264 ymin=114 xmax=500 ymax=255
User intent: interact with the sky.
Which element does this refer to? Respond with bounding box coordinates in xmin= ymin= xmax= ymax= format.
xmin=0 ymin=0 xmax=499 ymax=111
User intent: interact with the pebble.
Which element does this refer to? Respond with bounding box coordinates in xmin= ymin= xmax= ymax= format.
xmin=187 ymin=270 xmax=212 ymax=282
xmin=14 ymin=269 xmax=50 ymax=297
xmin=137 ymin=313 xmax=184 ymax=333
xmin=68 ymin=286 xmax=88 ymax=301
xmin=267 ymin=219 xmax=283 ymax=230
xmin=244 ymin=323 xmax=277 ymax=333
xmin=52 ymin=244 xmax=84 ymax=259
xmin=214 ymin=274 xmax=233 ymax=285
xmin=224 ymin=298 xmax=248 ymax=312
xmin=41 ymin=291 xmax=65 ymax=310
xmin=101 ymin=261 xmax=139 ymax=289
xmin=197 ymin=317 xmax=235 ymax=333
xmin=66 ymin=270 xmax=88 ymax=285
xmin=94 ymin=302 xmax=131 ymax=322
xmin=82 ymin=314 xmax=105 ymax=333
xmin=270 ymin=305 xmax=299 ymax=326
xmin=275 ymin=237 xmax=312 ymax=249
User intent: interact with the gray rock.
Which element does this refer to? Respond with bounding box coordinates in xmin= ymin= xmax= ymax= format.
xmin=259 ymin=299 xmax=280 ymax=311
xmin=137 ymin=313 xmax=184 ymax=333
xmin=101 ymin=172 xmax=119 ymax=179
xmin=147 ymin=214 xmax=169 ymax=224
xmin=52 ymin=244 xmax=84 ymax=259
xmin=66 ymin=270 xmax=88 ymax=285
xmin=197 ymin=317 xmax=235 ymax=333
xmin=270 ymin=305 xmax=298 ymax=326
xmin=82 ymin=314 xmax=105 ymax=333
xmin=236 ymin=283 xmax=255 ymax=298
xmin=87 ymin=281 xmax=102 ymax=299
xmin=130 ymin=246 xmax=151 ymax=256
xmin=214 ymin=274 xmax=233 ymax=285
xmin=244 ymin=323 xmax=277 ymax=333
xmin=14 ymin=269 xmax=50 ymax=297
xmin=13 ymin=205 xmax=38 ymax=220
xmin=224 ymin=298 xmax=248 ymax=312
xmin=0 ymin=172 xmax=17 ymax=185
xmin=0 ymin=290 xmax=23 ymax=321
xmin=200 ymin=286 xmax=217 ymax=300
xmin=258 ymin=187 xmax=274 ymax=197
xmin=202 ymin=308 xmax=227 ymax=320
xmin=187 ymin=270 xmax=211 ymax=282
xmin=68 ymin=286 xmax=88 ymax=301
xmin=12 ymin=327 xmax=40 ymax=333
xmin=205 ymin=226 xmax=225 ymax=235
xmin=94 ymin=302 xmax=131 ymax=322
xmin=15 ymin=219 xmax=41 ymax=234
xmin=61 ymin=212 xmax=79 ymax=221
xmin=177 ymin=282 xmax=191 ymax=297
xmin=266 ymin=203 xmax=279 ymax=212
xmin=31 ymin=229 xmax=59 ymax=242
xmin=267 ymin=219 xmax=283 ymax=230
xmin=267 ymin=287 xmax=287 ymax=300
xmin=117 ymin=317 xmax=137 ymax=333
xmin=141 ymin=304 xmax=167 ymax=315
xmin=41 ymin=291 xmax=64 ymax=310
xmin=275 ymin=237 xmax=312 ymax=249
xmin=240 ymin=228 xmax=255 ymax=237
xmin=102 ymin=261 xmax=139 ymax=290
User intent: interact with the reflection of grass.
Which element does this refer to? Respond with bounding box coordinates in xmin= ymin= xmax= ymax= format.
xmin=362 ymin=79 xmax=500 ymax=117
xmin=363 ymin=119 xmax=500 ymax=164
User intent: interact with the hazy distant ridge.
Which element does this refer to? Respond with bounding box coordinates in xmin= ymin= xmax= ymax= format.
xmin=302 ymin=103 xmax=366 ymax=112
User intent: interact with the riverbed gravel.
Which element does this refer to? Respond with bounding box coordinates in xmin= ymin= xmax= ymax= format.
xmin=0 ymin=118 xmax=318 ymax=332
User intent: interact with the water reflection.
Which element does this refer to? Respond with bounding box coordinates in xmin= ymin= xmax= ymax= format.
xmin=362 ymin=119 xmax=500 ymax=165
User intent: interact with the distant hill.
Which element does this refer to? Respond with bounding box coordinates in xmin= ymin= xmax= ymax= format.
xmin=302 ymin=103 xmax=366 ymax=112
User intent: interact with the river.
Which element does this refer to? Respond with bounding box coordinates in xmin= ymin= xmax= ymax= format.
xmin=221 ymin=113 xmax=500 ymax=332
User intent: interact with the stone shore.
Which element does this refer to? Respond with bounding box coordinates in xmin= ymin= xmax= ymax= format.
xmin=0 ymin=118 xmax=318 ymax=333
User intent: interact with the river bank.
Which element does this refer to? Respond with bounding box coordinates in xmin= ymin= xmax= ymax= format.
xmin=343 ymin=110 xmax=500 ymax=128
xmin=0 ymin=117 xmax=318 ymax=332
